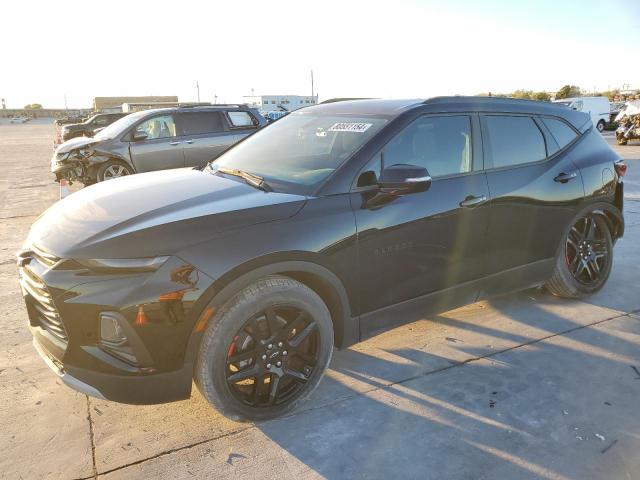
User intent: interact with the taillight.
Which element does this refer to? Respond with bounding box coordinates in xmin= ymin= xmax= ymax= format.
xmin=614 ymin=161 xmax=627 ymax=177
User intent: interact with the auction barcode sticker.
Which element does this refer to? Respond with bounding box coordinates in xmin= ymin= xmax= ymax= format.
xmin=328 ymin=122 xmax=372 ymax=133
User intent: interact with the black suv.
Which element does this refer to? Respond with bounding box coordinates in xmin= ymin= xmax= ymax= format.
xmin=61 ymin=113 xmax=128 ymax=141
xmin=51 ymin=104 xmax=267 ymax=185
xmin=21 ymin=97 xmax=625 ymax=421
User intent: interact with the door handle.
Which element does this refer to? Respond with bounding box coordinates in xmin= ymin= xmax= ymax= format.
xmin=459 ymin=195 xmax=487 ymax=208
xmin=554 ymin=171 xmax=578 ymax=183
xmin=169 ymin=141 xmax=181 ymax=146
xmin=185 ymin=139 xmax=195 ymax=144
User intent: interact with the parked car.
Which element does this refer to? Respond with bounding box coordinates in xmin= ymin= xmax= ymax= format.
xmin=614 ymin=100 xmax=640 ymax=145
xmin=553 ymin=96 xmax=610 ymax=133
xmin=21 ymin=97 xmax=625 ymax=421
xmin=51 ymin=104 xmax=267 ymax=185
xmin=9 ymin=116 xmax=29 ymax=124
xmin=60 ymin=112 xmax=129 ymax=141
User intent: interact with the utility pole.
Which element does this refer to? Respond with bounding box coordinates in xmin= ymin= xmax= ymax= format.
xmin=196 ymin=81 xmax=200 ymax=102
xmin=214 ymin=94 xmax=217 ymax=104
xmin=64 ymin=94 xmax=68 ymax=110
xmin=311 ymin=69 xmax=314 ymax=101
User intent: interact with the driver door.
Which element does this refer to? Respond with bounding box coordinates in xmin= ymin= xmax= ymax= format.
xmin=128 ymin=114 xmax=185 ymax=173
xmin=352 ymin=114 xmax=490 ymax=336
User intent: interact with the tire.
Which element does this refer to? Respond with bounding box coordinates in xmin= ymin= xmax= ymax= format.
xmin=596 ymin=120 xmax=605 ymax=133
xmin=195 ymin=275 xmax=334 ymax=421
xmin=546 ymin=213 xmax=613 ymax=299
xmin=96 ymin=160 xmax=134 ymax=182
xmin=617 ymin=137 xmax=628 ymax=146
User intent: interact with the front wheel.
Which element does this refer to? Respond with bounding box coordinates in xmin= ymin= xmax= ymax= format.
xmin=596 ymin=120 xmax=605 ymax=133
xmin=195 ymin=276 xmax=334 ymax=421
xmin=546 ymin=213 xmax=613 ymax=298
xmin=96 ymin=160 xmax=134 ymax=182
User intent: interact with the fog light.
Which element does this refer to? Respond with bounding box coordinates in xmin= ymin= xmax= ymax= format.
xmin=100 ymin=313 xmax=127 ymax=345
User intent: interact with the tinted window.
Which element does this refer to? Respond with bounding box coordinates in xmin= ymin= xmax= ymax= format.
xmin=542 ymin=117 xmax=578 ymax=149
xmin=383 ymin=115 xmax=472 ymax=178
xmin=227 ymin=111 xmax=255 ymax=127
xmin=135 ymin=115 xmax=176 ymax=140
xmin=483 ymin=116 xmax=546 ymax=168
xmin=180 ymin=112 xmax=224 ymax=135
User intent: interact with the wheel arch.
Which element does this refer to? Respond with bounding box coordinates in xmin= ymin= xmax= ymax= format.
xmin=183 ymin=257 xmax=358 ymax=370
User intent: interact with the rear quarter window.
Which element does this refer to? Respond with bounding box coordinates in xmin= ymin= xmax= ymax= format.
xmin=541 ymin=117 xmax=578 ymax=150
xmin=482 ymin=115 xmax=546 ymax=168
xmin=227 ymin=111 xmax=256 ymax=128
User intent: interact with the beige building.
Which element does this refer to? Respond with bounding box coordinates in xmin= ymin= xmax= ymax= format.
xmin=93 ymin=96 xmax=178 ymax=112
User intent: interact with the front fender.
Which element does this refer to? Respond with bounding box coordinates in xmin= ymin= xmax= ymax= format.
xmin=182 ymin=258 xmax=358 ymax=371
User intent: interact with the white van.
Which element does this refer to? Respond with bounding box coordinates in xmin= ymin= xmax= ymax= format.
xmin=553 ymin=96 xmax=610 ymax=132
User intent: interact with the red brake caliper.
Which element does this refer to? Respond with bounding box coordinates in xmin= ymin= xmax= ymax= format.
xmin=227 ymin=336 xmax=240 ymax=359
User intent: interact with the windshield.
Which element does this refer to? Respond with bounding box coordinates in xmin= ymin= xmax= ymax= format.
xmin=212 ymin=112 xmax=388 ymax=194
xmin=93 ymin=111 xmax=146 ymax=140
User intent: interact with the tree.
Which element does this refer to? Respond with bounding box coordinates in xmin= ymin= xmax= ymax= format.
xmin=532 ymin=91 xmax=551 ymax=101
xmin=24 ymin=103 xmax=42 ymax=109
xmin=511 ymin=89 xmax=533 ymax=99
xmin=555 ymin=85 xmax=581 ymax=99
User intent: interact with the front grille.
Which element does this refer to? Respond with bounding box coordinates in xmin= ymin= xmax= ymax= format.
xmin=18 ymin=251 xmax=68 ymax=344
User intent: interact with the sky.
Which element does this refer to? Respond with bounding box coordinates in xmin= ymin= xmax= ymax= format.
xmin=1 ymin=0 xmax=639 ymax=108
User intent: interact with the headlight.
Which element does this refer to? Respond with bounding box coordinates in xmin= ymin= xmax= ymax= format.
xmin=76 ymin=256 xmax=170 ymax=273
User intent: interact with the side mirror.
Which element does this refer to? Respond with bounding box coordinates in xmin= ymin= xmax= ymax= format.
xmin=132 ymin=131 xmax=148 ymax=142
xmin=378 ymin=164 xmax=431 ymax=194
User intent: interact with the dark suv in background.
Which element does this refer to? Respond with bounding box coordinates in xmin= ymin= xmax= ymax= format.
xmin=51 ymin=104 xmax=267 ymax=184
xmin=61 ymin=113 xmax=128 ymax=141
xmin=24 ymin=97 xmax=625 ymax=421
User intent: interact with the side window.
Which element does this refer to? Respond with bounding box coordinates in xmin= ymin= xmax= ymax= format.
xmin=180 ymin=112 xmax=224 ymax=135
xmin=541 ymin=117 xmax=578 ymax=150
xmin=94 ymin=116 xmax=109 ymax=126
xmin=135 ymin=115 xmax=176 ymax=140
xmin=228 ymin=111 xmax=256 ymax=127
xmin=384 ymin=115 xmax=472 ymax=178
xmin=354 ymin=115 xmax=472 ymax=187
xmin=483 ymin=115 xmax=546 ymax=168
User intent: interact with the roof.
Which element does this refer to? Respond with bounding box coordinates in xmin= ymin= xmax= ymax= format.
xmin=302 ymin=96 xmax=590 ymax=129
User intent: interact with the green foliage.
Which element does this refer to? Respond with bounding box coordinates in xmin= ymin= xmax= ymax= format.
xmin=555 ymin=85 xmax=582 ymax=99
xmin=24 ymin=103 xmax=42 ymax=109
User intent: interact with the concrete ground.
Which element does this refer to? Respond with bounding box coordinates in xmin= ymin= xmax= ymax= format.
xmin=1 ymin=121 xmax=639 ymax=480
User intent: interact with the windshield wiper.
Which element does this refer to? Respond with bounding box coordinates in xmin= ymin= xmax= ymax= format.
xmin=211 ymin=165 xmax=272 ymax=192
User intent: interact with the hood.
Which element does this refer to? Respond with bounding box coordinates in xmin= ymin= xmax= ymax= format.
xmin=55 ymin=136 xmax=100 ymax=154
xmin=27 ymin=168 xmax=307 ymax=258
xmin=615 ymin=100 xmax=640 ymax=122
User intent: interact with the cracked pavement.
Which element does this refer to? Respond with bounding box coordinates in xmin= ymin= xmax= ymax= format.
xmin=1 ymin=120 xmax=639 ymax=479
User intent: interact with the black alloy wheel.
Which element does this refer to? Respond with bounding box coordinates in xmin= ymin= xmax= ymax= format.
xmin=565 ymin=215 xmax=610 ymax=286
xmin=194 ymin=276 xmax=333 ymax=421
xmin=225 ymin=305 xmax=320 ymax=407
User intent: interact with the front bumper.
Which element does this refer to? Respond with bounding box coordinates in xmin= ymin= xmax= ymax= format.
xmin=20 ymin=251 xmax=214 ymax=405
xmin=32 ymin=337 xmax=106 ymax=400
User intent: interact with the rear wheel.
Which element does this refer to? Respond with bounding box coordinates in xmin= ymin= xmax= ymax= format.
xmin=617 ymin=136 xmax=628 ymax=146
xmin=96 ymin=160 xmax=133 ymax=182
xmin=596 ymin=120 xmax=605 ymax=133
xmin=546 ymin=213 xmax=613 ymax=298
xmin=195 ymin=276 xmax=334 ymax=421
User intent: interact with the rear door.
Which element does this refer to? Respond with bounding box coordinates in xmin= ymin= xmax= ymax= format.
xmin=128 ymin=113 xmax=184 ymax=172
xmin=178 ymin=111 xmax=233 ymax=166
xmin=480 ymin=114 xmax=584 ymax=294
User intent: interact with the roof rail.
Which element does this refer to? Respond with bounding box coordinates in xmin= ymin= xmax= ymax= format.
xmin=177 ymin=103 xmax=249 ymax=109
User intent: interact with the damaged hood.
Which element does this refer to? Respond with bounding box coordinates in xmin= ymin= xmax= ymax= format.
xmin=616 ymin=101 xmax=640 ymax=122
xmin=55 ymin=136 xmax=100 ymax=154
xmin=27 ymin=168 xmax=306 ymax=259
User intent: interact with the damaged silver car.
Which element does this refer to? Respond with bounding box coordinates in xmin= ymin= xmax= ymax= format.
xmin=51 ymin=104 xmax=267 ymax=185
xmin=615 ymin=100 xmax=640 ymax=146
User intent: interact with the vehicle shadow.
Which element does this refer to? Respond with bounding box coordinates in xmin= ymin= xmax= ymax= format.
xmin=254 ymin=292 xmax=640 ymax=479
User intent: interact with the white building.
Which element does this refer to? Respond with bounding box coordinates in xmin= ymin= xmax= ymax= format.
xmin=243 ymin=95 xmax=318 ymax=113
